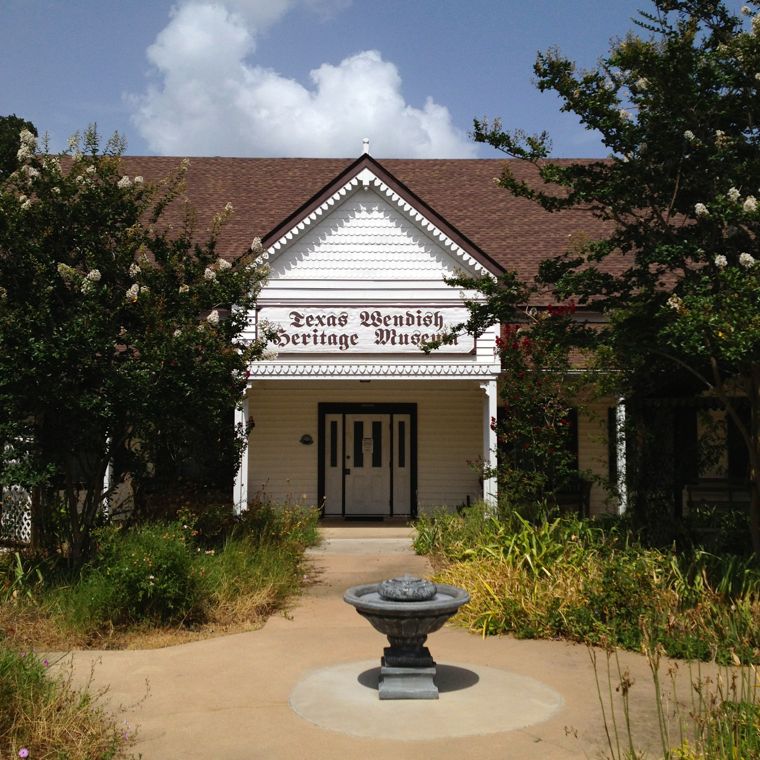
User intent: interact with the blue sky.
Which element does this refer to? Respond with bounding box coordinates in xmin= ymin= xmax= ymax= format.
xmin=0 ymin=0 xmax=746 ymax=158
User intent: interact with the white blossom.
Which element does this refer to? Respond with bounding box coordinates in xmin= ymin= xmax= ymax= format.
xmin=250 ymin=237 xmax=264 ymax=255
xmin=178 ymin=284 xmax=190 ymax=294
xmin=694 ymin=202 xmax=710 ymax=217
xmin=619 ymin=108 xmax=631 ymax=121
xmin=260 ymin=348 xmax=279 ymax=361
xmin=715 ymin=130 xmax=728 ymax=147
xmin=739 ymin=252 xmax=756 ymax=267
xmin=0 ymin=286 xmax=7 ymax=300
xmin=56 ymin=263 xmax=77 ymax=284
xmin=140 ymin=285 xmax=150 ymax=295
xmin=133 ymin=176 xmax=144 ymax=184
xmin=667 ymin=294 xmax=684 ymax=311
xmin=727 ymin=187 xmax=741 ymax=202
xmin=21 ymin=198 xmax=31 ymax=210
xmin=125 ymin=283 xmax=140 ymax=303
xmin=173 ymin=328 xmax=182 ymax=338
xmin=743 ymin=195 xmax=758 ymax=212
xmin=85 ymin=165 xmax=96 ymax=175
xmin=129 ymin=262 xmax=141 ymax=278
xmin=742 ymin=5 xmax=751 ymax=15
xmin=51 ymin=187 xmax=61 ymax=195
xmin=217 ymin=258 xmax=232 ymax=270
xmin=21 ymin=165 xmax=39 ymax=179
xmin=753 ymin=14 xmax=760 ymax=34
xmin=85 ymin=269 xmax=101 ymax=282
xmin=117 ymin=175 xmax=132 ymax=189
xmin=19 ymin=128 xmax=36 ymax=148
xmin=635 ymin=77 xmax=649 ymax=91
xmin=204 ymin=267 xmax=216 ymax=281
xmin=67 ymin=135 xmax=78 ymax=151
xmin=206 ymin=309 xmax=220 ymax=326
xmin=16 ymin=144 xmax=32 ymax=162
xmin=224 ymin=202 xmax=233 ymax=213
xmin=684 ymin=130 xmax=696 ymax=142
xmin=81 ymin=279 xmax=95 ymax=295
xmin=714 ymin=254 xmax=728 ymax=268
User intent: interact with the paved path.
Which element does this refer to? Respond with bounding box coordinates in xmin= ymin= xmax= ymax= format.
xmin=63 ymin=526 xmax=667 ymax=759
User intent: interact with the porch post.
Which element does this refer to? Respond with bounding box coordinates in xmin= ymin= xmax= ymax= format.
xmin=481 ymin=380 xmax=498 ymax=507
xmin=616 ymin=397 xmax=628 ymax=515
xmin=233 ymin=392 xmax=250 ymax=515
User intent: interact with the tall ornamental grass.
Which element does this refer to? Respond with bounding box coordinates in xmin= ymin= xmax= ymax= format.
xmin=415 ymin=505 xmax=760 ymax=665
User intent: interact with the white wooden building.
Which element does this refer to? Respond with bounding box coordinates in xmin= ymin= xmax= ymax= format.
xmin=234 ymin=154 xmax=502 ymax=518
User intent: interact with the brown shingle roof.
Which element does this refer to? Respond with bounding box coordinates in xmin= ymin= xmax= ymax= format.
xmin=118 ymin=155 xmax=613 ymax=284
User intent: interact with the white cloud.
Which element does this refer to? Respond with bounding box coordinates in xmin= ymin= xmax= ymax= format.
xmin=130 ymin=1 xmax=474 ymax=158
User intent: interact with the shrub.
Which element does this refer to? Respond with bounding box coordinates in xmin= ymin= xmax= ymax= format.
xmin=63 ymin=522 xmax=202 ymax=629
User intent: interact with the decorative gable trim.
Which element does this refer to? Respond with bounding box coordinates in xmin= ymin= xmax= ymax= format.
xmin=248 ymin=360 xmax=501 ymax=380
xmin=260 ymin=155 xmax=504 ymax=278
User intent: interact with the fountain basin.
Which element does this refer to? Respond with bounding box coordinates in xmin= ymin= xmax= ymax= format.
xmin=344 ymin=576 xmax=469 ymax=699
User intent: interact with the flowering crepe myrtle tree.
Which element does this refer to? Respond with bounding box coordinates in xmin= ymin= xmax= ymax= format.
xmin=472 ymin=0 xmax=760 ymax=553
xmin=426 ymin=271 xmax=586 ymax=512
xmin=492 ymin=308 xmax=584 ymax=512
xmin=0 ymin=115 xmax=36 ymax=180
xmin=0 ymin=127 xmax=269 ymax=563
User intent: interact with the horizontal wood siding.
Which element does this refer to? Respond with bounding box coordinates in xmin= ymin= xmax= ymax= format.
xmin=247 ymin=381 xmax=482 ymax=511
xmin=578 ymin=401 xmax=616 ymax=515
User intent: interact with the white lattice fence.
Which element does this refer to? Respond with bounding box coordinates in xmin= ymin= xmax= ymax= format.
xmin=1 ymin=486 xmax=32 ymax=544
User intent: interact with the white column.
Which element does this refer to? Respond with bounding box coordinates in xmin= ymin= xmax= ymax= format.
xmin=481 ymin=379 xmax=498 ymax=507
xmin=616 ymin=398 xmax=628 ymax=515
xmin=233 ymin=393 xmax=250 ymax=515
xmin=102 ymin=437 xmax=113 ymax=519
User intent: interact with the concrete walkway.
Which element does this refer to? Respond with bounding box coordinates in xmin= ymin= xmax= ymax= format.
xmin=63 ymin=525 xmax=668 ymax=759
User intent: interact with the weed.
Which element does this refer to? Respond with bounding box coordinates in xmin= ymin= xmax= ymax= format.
xmin=0 ymin=644 xmax=135 ymax=758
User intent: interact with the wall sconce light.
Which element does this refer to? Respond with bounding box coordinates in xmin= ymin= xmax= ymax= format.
xmin=299 ymin=434 xmax=314 ymax=445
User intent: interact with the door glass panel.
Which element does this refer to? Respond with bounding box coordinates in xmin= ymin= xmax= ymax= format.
xmin=398 ymin=420 xmax=406 ymax=468
xmin=330 ymin=420 xmax=338 ymax=467
xmin=353 ymin=420 xmax=364 ymax=468
xmin=372 ymin=421 xmax=382 ymax=467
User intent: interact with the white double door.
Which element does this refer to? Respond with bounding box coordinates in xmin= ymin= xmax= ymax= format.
xmin=323 ymin=411 xmax=412 ymax=516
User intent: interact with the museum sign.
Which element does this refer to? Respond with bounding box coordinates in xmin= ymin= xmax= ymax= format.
xmin=259 ymin=306 xmax=473 ymax=354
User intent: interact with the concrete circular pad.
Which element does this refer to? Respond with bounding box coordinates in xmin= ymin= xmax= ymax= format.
xmin=289 ymin=659 xmax=564 ymax=740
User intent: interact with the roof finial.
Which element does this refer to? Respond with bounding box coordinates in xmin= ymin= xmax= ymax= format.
xmin=362 ymin=137 xmax=370 ymax=155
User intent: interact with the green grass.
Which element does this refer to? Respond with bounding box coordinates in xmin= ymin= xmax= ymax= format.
xmin=1 ymin=503 xmax=321 ymax=648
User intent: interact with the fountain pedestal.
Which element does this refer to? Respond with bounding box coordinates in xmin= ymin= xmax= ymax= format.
xmin=380 ymin=642 xmax=437 ymax=699
xmin=344 ymin=575 xmax=469 ymax=700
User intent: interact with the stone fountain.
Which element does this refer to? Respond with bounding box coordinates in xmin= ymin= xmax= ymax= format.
xmin=343 ymin=574 xmax=469 ymax=699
